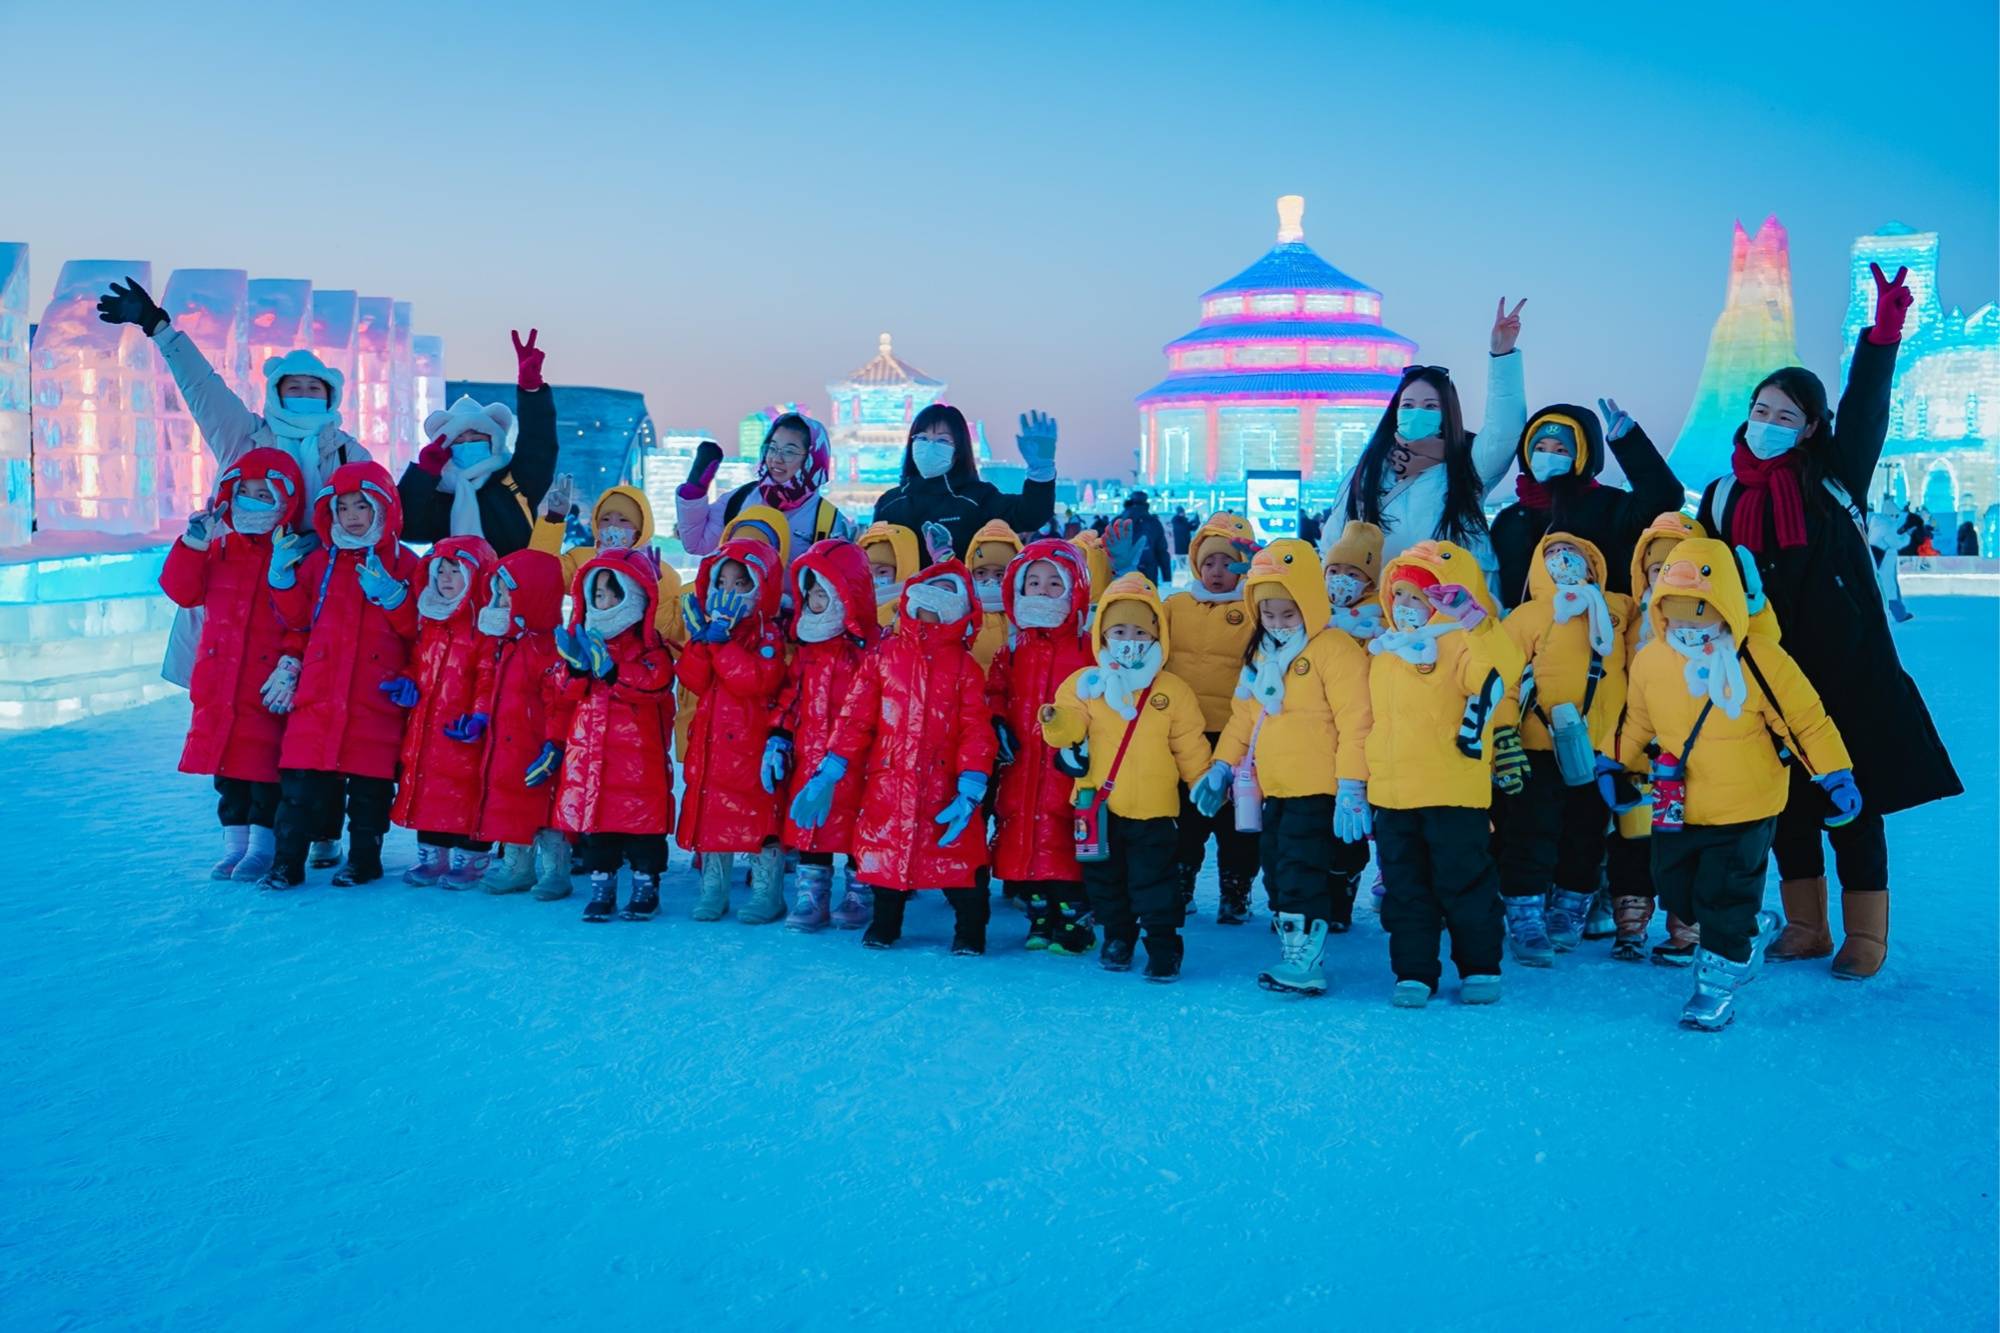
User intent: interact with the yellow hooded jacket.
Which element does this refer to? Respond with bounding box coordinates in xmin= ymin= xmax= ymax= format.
xmin=1163 ymin=512 xmax=1260 ymax=733
xmin=1366 ymin=541 xmax=1523 ymax=811
xmin=1039 ymin=574 xmax=1213 ymax=819
xmin=720 ymin=503 xmax=793 ymax=566
xmin=531 ymin=483 xmax=684 ymax=643
xmin=1212 ymin=539 xmax=1372 ymax=795
xmin=859 ymin=521 xmax=920 ymax=630
xmin=1069 ymin=531 xmax=1112 ymax=604
xmin=1617 ymin=537 xmax=1848 ymax=826
xmin=1624 ymin=512 xmax=1780 ymax=659
xmin=1500 ymin=532 xmax=1633 ymax=753
xmin=967 ymin=518 xmax=1023 ymax=669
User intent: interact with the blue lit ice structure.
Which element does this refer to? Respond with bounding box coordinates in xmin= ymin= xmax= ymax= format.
xmin=308 ymin=288 xmax=359 ymax=409
xmin=445 ymin=379 xmax=656 ymax=516
xmin=1668 ymin=217 xmax=1802 ymax=489
xmin=0 ymin=243 xmax=29 ymax=547
xmin=825 ymin=333 xmax=948 ymax=511
xmin=158 ymin=268 xmax=249 ymax=515
xmin=411 ymin=335 xmax=447 ymax=436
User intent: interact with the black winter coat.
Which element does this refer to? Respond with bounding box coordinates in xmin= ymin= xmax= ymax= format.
xmin=1489 ymin=407 xmax=1684 ymax=609
xmin=1695 ymin=334 xmax=1960 ymax=818
xmin=872 ymin=440 xmax=1054 ymax=560
xmin=397 ymin=384 xmax=558 ymax=554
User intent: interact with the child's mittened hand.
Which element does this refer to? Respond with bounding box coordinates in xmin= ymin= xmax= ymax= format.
xmin=788 ymin=756 xmax=847 ymax=830
xmin=921 ymin=521 xmax=955 ymax=565
xmin=379 ymin=675 xmax=419 ymax=708
xmin=582 ymin=629 xmax=615 ymax=679
xmin=523 ymin=740 xmax=562 ymax=787
xmin=1735 ymin=545 xmax=1767 ymax=616
xmin=358 ymin=549 xmax=407 ymax=609
xmin=444 ymin=711 xmax=488 ymax=743
xmin=268 ymin=531 xmax=314 ymax=587
xmin=1191 ymin=760 xmax=1233 ymax=817
xmin=1334 ymin=778 xmax=1371 ymax=843
xmin=1427 ymin=584 xmax=1485 ymax=631
xmin=1816 ymin=769 xmax=1863 ymax=827
xmin=759 ymin=734 xmax=793 ymax=794
xmin=1594 ymin=753 xmax=1641 ymax=813
xmin=182 ymin=508 xmax=216 ymax=549
xmin=933 ymin=773 xmax=987 ymax=847
xmin=553 ymin=625 xmax=590 ymax=674
xmin=260 ymin=655 xmax=301 ymax=714
xmin=542 ymin=472 xmax=575 ymax=521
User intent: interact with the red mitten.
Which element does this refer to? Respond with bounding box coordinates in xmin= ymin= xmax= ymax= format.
xmin=416 ymin=434 xmax=450 ymax=476
xmin=513 ymin=327 xmax=546 ymax=393
xmin=1866 ymin=263 xmax=1912 ymax=345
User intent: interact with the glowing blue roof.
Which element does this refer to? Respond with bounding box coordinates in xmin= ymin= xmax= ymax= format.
xmin=1136 ymin=370 xmax=1405 ymax=403
xmin=1166 ymin=319 xmax=1416 ymax=350
xmin=1202 ymin=243 xmax=1376 ymax=299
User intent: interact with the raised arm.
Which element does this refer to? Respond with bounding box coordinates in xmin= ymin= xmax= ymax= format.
xmin=1825 ymin=265 xmax=1910 ymax=502
xmin=98 ymin=278 xmax=261 ymax=466
xmin=1594 ymin=402 xmax=1686 ymax=533
xmin=508 ymin=329 xmax=558 ymax=513
xmin=1473 ymin=299 xmax=1528 ymax=494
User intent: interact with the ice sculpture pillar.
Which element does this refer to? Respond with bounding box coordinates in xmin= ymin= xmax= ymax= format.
xmin=389 ymin=301 xmax=414 ymax=475
xmin=159 ymin=268 xmax=249 ymax=513
xmin=309 ymin=289 xmax=359 ymax=428
xmin=0 ymin=243 xmax=30 ymax=546
xmin=31 ymin=259 xmax=168 ymax=535
xmin=352 ymin=296 xmax=394 ymax=466
xmin=247 ymin=277 xmax=314 ymax=393
xmin=411 ymin=334 xmax=446 ymax=443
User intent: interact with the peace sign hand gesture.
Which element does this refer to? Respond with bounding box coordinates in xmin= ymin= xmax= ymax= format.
xmin=1490 ymin=297 xmax=1526 ymax=356
xmin=1868 ymin=263 xmax=1912 ymax=343
xmin=512 ymin=327 xmax=546 ymax=392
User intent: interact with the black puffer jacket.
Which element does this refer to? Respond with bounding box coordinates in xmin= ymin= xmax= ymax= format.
xmin=872 ymin=437 xmax=1054 ymax=559
xmin=398 ymin=384 xmax=558 ymax=554
xmin=1489 ymin=403 xmax=1684 ymax=609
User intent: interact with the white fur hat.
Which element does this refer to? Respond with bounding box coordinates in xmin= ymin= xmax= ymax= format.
xmin=424 ymin=395 xmax=520 ymax=455
xmin=262 ymin=349 xmax=345 ymax=412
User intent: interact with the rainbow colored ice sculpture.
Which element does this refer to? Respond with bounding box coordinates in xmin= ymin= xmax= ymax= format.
xmin=158 ymin=268 xmax=250 ymax=513
xmin=0 ymin=244 xmax=29 ymax=547
xmin=1668 ymin=217 xmax=1802 ymax=488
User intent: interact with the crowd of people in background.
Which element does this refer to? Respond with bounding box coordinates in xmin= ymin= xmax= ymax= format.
xmin=98 ymin=263 xmax=1963 ymax=1031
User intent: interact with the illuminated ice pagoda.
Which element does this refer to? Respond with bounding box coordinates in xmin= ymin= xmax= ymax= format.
xmin=825 ymin=333 xmax=955 ymax=511
xmin=1843 ymin=224 xmax=2000 ymax=546
xmin=1136 ymin=196 xmax=1418 ymax=508
xmin=1669 ymin=217 xmax=1802 ymax=488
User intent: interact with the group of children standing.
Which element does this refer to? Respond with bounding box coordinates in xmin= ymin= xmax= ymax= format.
xmin=164 ymin=394 xmax=1862 ymax=1030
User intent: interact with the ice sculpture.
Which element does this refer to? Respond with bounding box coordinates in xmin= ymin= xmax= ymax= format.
xmin=389 ymin=301 xmax=414 ymax=474
xmin=246 ymin=278 xmax=314 ymax=389
xmin=411 ymin=335 xmax=447 ymax=439
xmin=0 ymin=243 xmax=30 ymax=547
xmin=308 ymin=289 xmax=359 ymax=418
xmin=158 ymin=268 xmax=249 ymax=513
xmin=31 ymin=259 xmax=168 ymax=535
xmin=352 ymin=296 xmax=394 ymax=465
xmin=1668 ymin=217 xmax=1801 ymax=487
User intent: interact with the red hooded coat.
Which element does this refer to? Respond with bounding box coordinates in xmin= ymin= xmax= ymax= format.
xmin=548 ymin=548 xmax=678 ymax=836
xmin=471 ymin=550 xmax=568 ymax=845
xmin=676 ymin=540 xmax=787 ymax=852
xmin=828 ymin=560 xmax=998 ymax=890
xmin=390 ymin=536 xmax=500 ymax=835
xmin=272 ymin=461 xmax=422 ymax=779
xmin=778 ymin=540 xmax=880 ymax=853
xmin=986 ymin=538 xmax=1095 ymax=884
xmin=159 ymin=447 xmax=307 ymax=784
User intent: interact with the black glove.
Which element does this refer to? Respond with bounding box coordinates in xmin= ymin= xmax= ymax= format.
xmin=683 ymin=439 xmax=724 ymax=491
xmin=97 ymin=276 xmax=168 ymax=336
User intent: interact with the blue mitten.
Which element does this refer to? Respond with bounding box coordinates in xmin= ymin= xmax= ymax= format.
xmin=357 ymin=548 xmax=408 ymax=609
xmin=1333 ymin=778 xmax=1371 ymax=843
xmin=1816 ymin=769 xmax=1863 ymax=828
xmin=760 ymin=733 xmax=793 ymax=794
xmin=934 ymin=770 xmax=989 ymax=847
xmin=379 ymin=675 xmax=419 ymax=708
xmin=523 ymin=740 xmax=562 ymax=787
xmin=1191 ymin=760 xmax=1233 ymax=817
xmin=443 ymin=711 xmax=488 ymax=743
xmin=1736 ymin=545 xmax=1768 ymax=617
xmin=789 ymin=755 xmax=848 ymax=830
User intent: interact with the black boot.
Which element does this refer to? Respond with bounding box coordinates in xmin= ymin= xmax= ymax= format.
xmin=330 ymin=834 xmax=383 ymax=887
xmin=622 ymin=870 xmax=659 ymax=920
xmin=945 ymin=887 xmax=988 ymax=955
xmin=582 ymin=870 xmax=618 ymax=922
xmin=1143 ymin=929 xmax=1184 ymax=983
xmin=1327 ymin=871 xmax=1358 ymax=934
xmin=1100 ymin=934 xmax=1136 ymax=972
xmin=1217 ymin=874 xmax=1251 ymax=926
xmin=1178 ymin=866 xmax=1198 ymax=922
xmin=1024 ymin=890 xmax=1054 ymax=951
xmin=1048 ymin=895 xmax=1095 ymax=956
xmin=257 ymin=865 xmax=305 ymax=891
xmin=863 ymin=887 xmax=908 ymax=949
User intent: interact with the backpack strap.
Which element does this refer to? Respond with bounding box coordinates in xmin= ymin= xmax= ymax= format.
xmin=1822 ymin=476 xmax=1867 ymax=540
xmin=1736 ymin=639 xmax=1819 ymax=777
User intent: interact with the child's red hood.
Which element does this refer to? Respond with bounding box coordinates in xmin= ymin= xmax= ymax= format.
xmin=789 ymin=538 xmax=880 ymax=646
xmin=490 ymin=548 xmax=566 ymax=636
xmin=312 ymin=460 xmax=404 ymax=556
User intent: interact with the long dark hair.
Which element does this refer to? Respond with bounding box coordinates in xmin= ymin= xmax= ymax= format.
xmin=1344 ymin=365 xmax=1489 ymax=545
xmin=901 ymin=403 xmax=981 ymax=487
xmin=1741 ymin=366 xmax=1833 ymax=482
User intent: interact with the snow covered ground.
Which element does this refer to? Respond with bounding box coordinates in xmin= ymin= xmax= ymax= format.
xmin=3 ymin=600 xmax=1995 ymax=1330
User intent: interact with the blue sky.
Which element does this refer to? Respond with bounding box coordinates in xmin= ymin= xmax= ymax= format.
xmin=9 ymin=0 xmax=1995 ymax=475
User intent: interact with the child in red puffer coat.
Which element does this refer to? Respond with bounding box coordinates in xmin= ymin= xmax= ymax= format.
xmin=539 ymin=548 xmax=678 ymax=922
xmin=986 ymin=539 xmax=1097 ymax=952
xmin=790 ymin=560 xmax=999 ymax=954
xmin=261 ymin=460 xmax=422 ymax=890
xmin=677 ymin=539 xmax=788 ymax=925
xmin=159 ymin=446 xmax=307 ymax=884
xmin=772 ymin=539 xmax=881 ymax=932
xmin=389 ymin=535 xmax=499 ymax=888
xmin=455 ymin=549 xmax=569 ymax=899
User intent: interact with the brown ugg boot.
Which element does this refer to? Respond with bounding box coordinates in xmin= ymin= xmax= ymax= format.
xmin=1611 ymin=896 xmax=1654 ymax=962
xmin=1651 ymin=914 xmax=1699 ymax=967
xmin=1832 ymin=891 xmax=1889 ymax=980
xmin=1769 ymin=876 xmax=1834 ymax=961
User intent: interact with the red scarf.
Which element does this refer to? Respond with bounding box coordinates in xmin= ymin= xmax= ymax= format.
xmin=1729 ymin=441 xmax=1808 ymax=553
xmin=1512 ymin=473 xmax=1597 ymax=511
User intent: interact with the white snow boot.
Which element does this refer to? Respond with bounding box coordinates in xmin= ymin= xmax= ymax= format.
xmin=1544 ymin=889 xmax=1594 ymax=952
xmin=1392 ymin=979 xmax=1431 ymax=1008
xmin=231 ymin=825 xmax=277 ymax=883
xmin=210 ymin=825 xmax=250 ymax=879
xmin=1680 ymin=947 xmax=1758 ymax=1031
xmin=480 ymin=842 xmax=536 ymax=895
xmin=1504 ymin=895 xmax=1555 ymax=967
xmin=693 ymin=852 xmax=734 ymax=921
xmin=1460 ymin=974 xmax=1502 ymax=1005
xmin=403 ymin=843 xmax=447 ymax=887
xmin=530 ymin=829 xmax=573 ymax=901
xmin=829 ymin=868 xmax=871 ymax=930
xmin=1259 ymin=913 xmax=1330 ymax=995
xmin=308 ymin=838 xmax=343 ymax=869
xmin=738 ymin=846 xmax=788 ymax=925
xmin=786 ymin=863 xmax=834 ymax=932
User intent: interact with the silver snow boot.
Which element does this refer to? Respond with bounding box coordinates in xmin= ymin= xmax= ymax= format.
xmin=693 ymin=852 xmax=734 ymax=921
xmin=1258 ymin=913 xmax=1330 ymax=995
xmin=480 ymin=842 xmax=537 ymax=895
xmin=1680 ymin=947 xmax=1758 ymax=1031
xmin=738 ymin=846 xmax=788 ymax=925
xmin=1545 ymin=888 xmax=1594 ymax=952
xmin=530 ymin=829 xmax=573 ymax=901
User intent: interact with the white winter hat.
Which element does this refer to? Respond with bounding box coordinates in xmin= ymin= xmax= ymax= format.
xmin=262 ymin=349 xmax=345 ymax=412
xmin=424 ymin=394 xmax=520 ymax=456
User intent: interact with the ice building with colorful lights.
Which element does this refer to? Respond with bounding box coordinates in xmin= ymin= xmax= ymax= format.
xmin=1668 ymin=216 xmax=1803 ymax=489
xmin=1135 ymin=195 xmax=1418 ymax=509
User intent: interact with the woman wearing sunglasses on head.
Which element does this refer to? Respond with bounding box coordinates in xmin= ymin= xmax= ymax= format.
xmin=676 ymin=412 xmax=853 ymax=557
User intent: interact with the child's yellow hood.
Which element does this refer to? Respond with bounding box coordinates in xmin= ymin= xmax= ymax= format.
xmin=968 ymin=518 xmax=1023 ymax=571
xmin=1650 ymin=537 xmax=1750 ymax=642
xmin=1377 ymin=539 xmax=1500 ymax=622
xmin=1525 ymin=530 xmax=1610 ymax=603
xmin=591 ymin=484 xmax=656 ymax=546
xmin=859 ymin=521 xmax=920 ymax=582
xmin=1242 ymin=538 xmax=1331 ymax=630
xmin=1629 ymin=512 xmax=1704 ymax=603
xmin=1189 ymin=511 xmax=1257 ymax=571
xmin=721 ymin=503 xmax=792 ymax=565
xmin=1090 ymin=573 xmax=1170 ymax=658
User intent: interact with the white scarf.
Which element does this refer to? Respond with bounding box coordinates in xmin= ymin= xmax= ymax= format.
xmin=1076 ymin=643 xmax=1163 ymax=720
xmin=418 ymin=556 xmax=473 ymax=622
xmin=1234 ymin=626 xmax=1307 ymax=714
xmin=1369 ymin=620 xmax=1458 ymax=667
xmin=1667 ymin=625 xmax=1747 ymax=720
xmin=1186 ymin=582 xmax=1242 ymax=604
xmin=584 ymin=571 xmax=648 ymax=640
xmin=795 ymin=578 xmax=846 ymax=643
xmin=905 ymin=579 xmax=970 ymax=625
xmin=1329 ymin=603 xmax=1385 ymax=641
xmin=1550 ymin=580 xmax=1616 ymax=657
xmin=437 ymin=449 xmax=509 ymax=539
xmin=262 ymin=404 xmax=343 ymax=500
xmin=328 ymin=497 xmax=384 ymax=551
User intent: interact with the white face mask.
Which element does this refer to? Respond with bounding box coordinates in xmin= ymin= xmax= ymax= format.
xmin=1529 ymin=450 xmax=1572 ymax=482
xmin=1667 ymin=623 xmax=1725 ymax=655
xmin=1105 ymin=637 xmax=1157 ymax=669
xmin=596 ymin=524 xmax=636 ymax=550
xmin=973 ymin=578 xmax=1005 ymax=612
xmin=1325 ymin=572 xmax=1365 ymax=607
xmin=477 ymin=605 xmax=512 ymax=637
xmin=1545 ymin=549 xmax=1590 ymax=585
xmin=1392 ymin=603 xmax=1430 ymax=631
xmin=1262 ymin=624 xmax=1305 ymax=650
xmin=1743 ymin=420 xmax=1800 ymax=460
xmin=1012 ymin=593 xmax=1069 ymax=629
xmin=795 ymin=579 xmax=847 ymax=643
xmin=911 ymin=437 xmax=956 ymax=479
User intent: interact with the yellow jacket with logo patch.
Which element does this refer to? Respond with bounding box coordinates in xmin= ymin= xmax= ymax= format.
xmin=1212 ymin=539 xmax=1372 ymax=795
xmin=1500 ymin=532 xmax=1633 ymax=753
xmin=1162 ymin=513 xmax=1260 ymax=732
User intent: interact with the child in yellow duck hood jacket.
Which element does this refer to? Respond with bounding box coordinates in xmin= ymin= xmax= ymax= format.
xmin=967 ymin=518 xmax=1022 ymax=669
